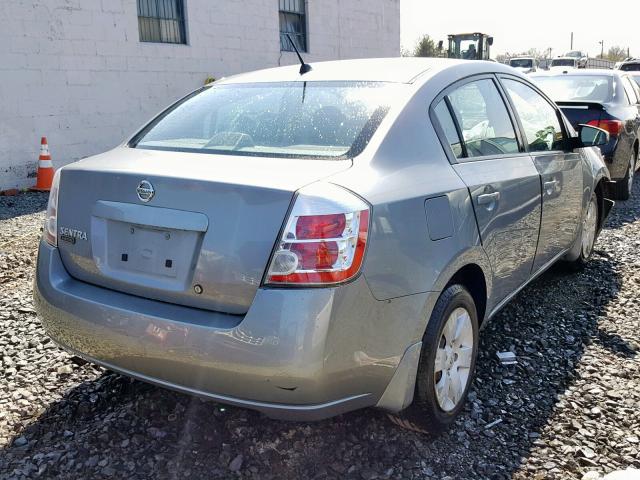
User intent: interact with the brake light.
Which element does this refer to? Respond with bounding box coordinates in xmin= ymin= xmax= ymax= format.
xmin=587 ymin=119 xmax=623 ymax=136
xmin=43 ymin=169 xmax=61 ymax=247
xmin=265 ymin=183 xmax=370 ymax=286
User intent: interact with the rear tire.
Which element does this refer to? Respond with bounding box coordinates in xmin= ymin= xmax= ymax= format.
xmin=387 ymin=284 xmax=479 ymax=434
xmin=612 ymin=154 xmax=635 ymax=200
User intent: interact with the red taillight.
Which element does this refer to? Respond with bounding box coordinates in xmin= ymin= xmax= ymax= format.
xmin=587 ymin=119 xmax=623 ymax=136
xmin=291 ymin=241 xmax=339 ymax=270
xmin=265 ymin=183 xmax=370 ymax=286
xmin=296 ymin=214 xmax=346 ymax=239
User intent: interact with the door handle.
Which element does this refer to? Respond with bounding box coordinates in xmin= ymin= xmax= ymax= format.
xmin=477 ymin=191 xmax=500 ymax=205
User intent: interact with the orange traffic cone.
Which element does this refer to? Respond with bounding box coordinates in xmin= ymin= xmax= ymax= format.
xmin=31 ymin=137 xmax=54 ymax=191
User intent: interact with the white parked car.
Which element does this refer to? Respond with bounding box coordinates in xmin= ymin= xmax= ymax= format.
xmin=509 ymin=57 xmax=537 ymax=74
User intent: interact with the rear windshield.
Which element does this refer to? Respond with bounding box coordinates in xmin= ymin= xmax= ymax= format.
xmin=551 ymin=59 xmax=576 ymax=67
xmin=533 ymin=75 xmax=614 ymax=103
xmin=132 ymin=81 xmax=402 ymax=159
xmin=620 ymin=63 xmax=640 ymax=71
xmin=510 ymin=59 xmax=533 ymax=68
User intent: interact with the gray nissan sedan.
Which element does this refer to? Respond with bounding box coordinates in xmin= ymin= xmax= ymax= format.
xmin=35 ymin=58 xmax=613 ymax=433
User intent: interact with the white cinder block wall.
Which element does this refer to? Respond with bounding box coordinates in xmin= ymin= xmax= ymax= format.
xmin=0 ymin=0 xmax=400 ymax=190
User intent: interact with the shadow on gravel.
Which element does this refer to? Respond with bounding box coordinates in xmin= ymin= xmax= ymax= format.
xmin=602 ymin=180 xmax=640 ymax=230
xmin=0 ymin=254 xmax=626 ymax=479
xmin=0 ymin=192 xmax=48 ymax=221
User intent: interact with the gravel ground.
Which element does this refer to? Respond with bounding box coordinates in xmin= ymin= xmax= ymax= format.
xmin=0 ymin=188 xmax=639 ymax=480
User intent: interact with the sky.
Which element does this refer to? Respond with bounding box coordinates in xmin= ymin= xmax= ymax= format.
xmin=400 ymin=0 xmax=639 ymax=58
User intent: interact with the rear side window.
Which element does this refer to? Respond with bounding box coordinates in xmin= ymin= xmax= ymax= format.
xmin=502 ymin=79 xmax=566 ymax=152
xmin=433 ymin=100 xmax=464 ymax=158
xmin=444 ymin=79 xmax=519 ymax=158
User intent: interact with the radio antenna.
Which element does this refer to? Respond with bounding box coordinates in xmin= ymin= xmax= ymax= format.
xmin=286 ymin=34 xmax=312 ymax=75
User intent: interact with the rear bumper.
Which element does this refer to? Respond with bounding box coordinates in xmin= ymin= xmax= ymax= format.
xmin=34 ymin=241 xmax=430 ymax=420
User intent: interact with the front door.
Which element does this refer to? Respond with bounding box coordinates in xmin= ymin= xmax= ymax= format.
xmin=500 ymin=77 xmax=583 ymax=271
xmin=432 ymin=77 xmax=542 ymax=304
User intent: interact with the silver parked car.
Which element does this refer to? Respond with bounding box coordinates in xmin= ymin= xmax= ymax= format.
xmin=35 ymin=58 xmax=613 ymax=433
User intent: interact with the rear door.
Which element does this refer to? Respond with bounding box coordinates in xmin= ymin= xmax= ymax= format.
xmin=432 ymin=76 xmax=541 ymax=304
xmin=499 ymin=76 xmax=583 ymax=272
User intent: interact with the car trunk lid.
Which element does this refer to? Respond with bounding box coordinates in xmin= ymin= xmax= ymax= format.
xmin=556 ymin=101 xmax=608 ymax=130
xmin=56 ymin=147 xmax=351 ymax=315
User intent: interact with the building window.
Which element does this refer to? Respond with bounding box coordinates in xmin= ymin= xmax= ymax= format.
xmin=137 ymin=0 xmax=186 ymax=44
xmin=279 ymin=0 xmax=306 ymax=52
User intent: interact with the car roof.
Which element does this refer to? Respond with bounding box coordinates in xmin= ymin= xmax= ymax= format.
xmin=215 ymin=58 xmax=507 ymax=85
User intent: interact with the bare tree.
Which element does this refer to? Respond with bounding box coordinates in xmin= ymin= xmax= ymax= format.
xmin=606 ymin=46 xmax=629 ymax=62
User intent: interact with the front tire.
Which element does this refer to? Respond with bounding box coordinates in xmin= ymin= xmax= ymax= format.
xmin=388 ymin=284 xmax=479 ymax=434
xmin=566 ymin=192 xmax=599 ymax=271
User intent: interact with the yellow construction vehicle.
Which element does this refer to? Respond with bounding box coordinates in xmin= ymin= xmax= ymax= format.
xmin=438 ymin=33 xmax=494 ymax=60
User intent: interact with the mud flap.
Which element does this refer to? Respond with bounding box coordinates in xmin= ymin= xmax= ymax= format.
xmin=375 ymin=342 xmax=422 ymax=413
xmin=601 ymin=198 xmax=615 ymax=230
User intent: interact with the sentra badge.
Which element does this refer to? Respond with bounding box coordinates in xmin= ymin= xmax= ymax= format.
xmin=59 ymin=227 xmax=87 ymax=244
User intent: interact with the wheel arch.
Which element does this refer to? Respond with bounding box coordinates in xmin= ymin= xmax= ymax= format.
xmin=426 ymin=246 xmax=492 ymax=327
xmin=444 ymin=263 xmax=488 ymax=325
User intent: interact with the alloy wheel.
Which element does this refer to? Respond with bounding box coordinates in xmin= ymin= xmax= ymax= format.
xmin=433 ymin=307 xmax=474 ymax=412
xmin=628 ymin=157 xmax=635 ymax=195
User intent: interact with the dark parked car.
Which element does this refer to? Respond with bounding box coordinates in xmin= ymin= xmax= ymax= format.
xmin=532 ymin=70 xmax=640 ymax=199
xmin=617 ymin=59 xmax=640 ymax=72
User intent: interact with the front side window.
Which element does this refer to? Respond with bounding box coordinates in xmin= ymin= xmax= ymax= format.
xmin=503 ymin=79 xmax=565 ymax=152
xmin=133 ymin=82 xmax=403 ymax=159
xmin=445 ymin=79 xmax=519 ymax=158
xmin=137 ymin=0 xmax=186 ymax=44
xmin=279 ymin=0 xmax=306 ymax=52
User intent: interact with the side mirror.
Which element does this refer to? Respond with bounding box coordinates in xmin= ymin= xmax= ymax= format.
xmin=577 ymin=124 xmax=610 ymax=147
xmin=487 ymin=37 xmax=494 ymax=46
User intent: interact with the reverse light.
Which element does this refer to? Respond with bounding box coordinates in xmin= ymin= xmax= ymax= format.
xmin=587 ymin=119 xmax=623 ymax=136
xmin=43 ymin=169 xmax=61 ymax=247
xmin=266 ymin=183 xmax=370 ymax=286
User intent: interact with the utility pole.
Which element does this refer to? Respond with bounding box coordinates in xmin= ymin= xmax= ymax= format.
xmin=570 ymin=32 xmax=573 ymax=50
xmin=599 ymin=40 xmax=604 ymax=59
